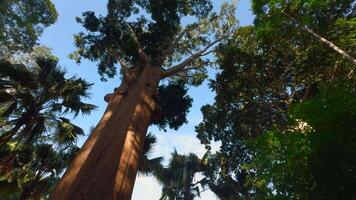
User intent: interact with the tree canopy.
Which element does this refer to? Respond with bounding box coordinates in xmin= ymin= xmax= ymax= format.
xmin=71 ymin=0 xmax=237 ymax=132
xmin=195 ymin=0 xmax=356 ymax=199
xmin=71 ymin=0 xmax=236 ymax=80
xmin=0 ymin=0 xmax=355 ymax=199
xmin=0 ymin=48 xmax=96 ymax=199
xmin=0 ymin=0 xmax=58 ymax=55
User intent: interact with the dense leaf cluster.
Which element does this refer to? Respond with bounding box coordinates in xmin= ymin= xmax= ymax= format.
xmin=0 ymin=53 xmax=96 ymax=199
xmin=195 ymin=0 xmax=356 ymax=199
xmin=0 ymin=0 xmax=58 ymax=54
xmin=72 ymin=0 xmax=213 ymax=79
xmin=151 ymin=82 xmax=193 ymax=131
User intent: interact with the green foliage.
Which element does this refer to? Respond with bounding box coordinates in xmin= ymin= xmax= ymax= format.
xmin=247 ymin=130 xmax=314 ymax=199
xmin=290 ymin=83 xmax=356 ymax=199
xmin=71 ymin=0 xmax=212 ymax=79
xmin=0 ymin=49 xmax=96 ymax=198
xmin=151 ymin=82 xmax=193 ymax=131
xmin=0 ymin=0 xmax=58 ymax=54
xmin=248 ymin=84 xmax=356 ymax=199
xmin=196 ymin=0 xmax=356 ymax=199
xmin=155 ymin=150 xmax=204 ymax=200
xmin=138 ymin=133 xmax=163 ymax=175
xmin=0 ymin=57 xmax=96 ymax=146
xmin=252 ymin=0 xmax=356 ymax=67
xmin=71 ymin=0 xmax=237 ymax=82
xmin=0 ymin=142 xmax=80 ymax=199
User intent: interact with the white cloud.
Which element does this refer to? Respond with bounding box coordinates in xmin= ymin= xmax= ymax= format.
xmin=132 ymin=175 xmax=162 ymax=200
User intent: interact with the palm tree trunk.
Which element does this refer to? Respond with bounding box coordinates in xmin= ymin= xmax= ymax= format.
xmin=283 ymin=11 xmax=356 ymax=65
xmin=50 ymin=66 xmax=162 ymax=200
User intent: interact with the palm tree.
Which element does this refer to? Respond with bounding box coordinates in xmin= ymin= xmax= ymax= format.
xmin=137 ymin=133 xmax=163 ymax=175
xmin=153 ymin=150 xmax=252 ymax=200
xmin=0 ymin=56 xmax=96 ymax=199
xmin=199 ymin=152 xmax=252 ymax=200
xmin=0 ymin=58 xmax=96 ymax=147
xmin=154 ymin=150 xmax=209 ymax=200
xmin=0 ymin=142 xmax=80 ymax=200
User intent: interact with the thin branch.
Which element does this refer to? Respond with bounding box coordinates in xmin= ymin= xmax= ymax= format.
xmin=174 ymin=73 xmax=194 ymax=79
xmin=201 ymin=49 xmax=215 ymax=56
xmin=282 ymin=10 xmax=356 ymax=65
xmin=348 ymin=69 xmax=354 ymax=79
xmin=182 ymin=44 xmax=194 ymax=56
xmin=181 ymin=66 xmax=198 ymax=72
xmin=191 ymin=187 xmax=211 ymax=199
xmin=161 ymin=37 xmax=227 ymax=78
xmin=114 ymin=53 xmax=130 ymax=80
xmin=112 ymin=41 xmax=132 ymax=80
xmin=162 ymin=27 xmax=192 ymax=57
xmin=125 ymin=22 xmax=150 ymax=64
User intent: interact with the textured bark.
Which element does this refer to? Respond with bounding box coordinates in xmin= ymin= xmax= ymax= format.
xmin=50 ymin=66 xmax=161 ymax=200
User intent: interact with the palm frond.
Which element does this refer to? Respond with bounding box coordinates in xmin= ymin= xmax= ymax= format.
xmin=138 ymin=156 xmax=164 ymax=175
xmin=24 ymin=117 xmax=46 ymax=143
xmin=62 ymin=102 xmax=97 ymax=117
xmin=35 ymin=58 xmax=60 ymax=85
xmin=54 ymin=118 xmax=84 ymax=146
xmin=142 ymin=133 xmax=157 ymax=156
xmin=0 ymin=60 xmax=35 ymax=88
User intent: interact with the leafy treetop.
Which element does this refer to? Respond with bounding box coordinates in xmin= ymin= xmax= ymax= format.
xmin=0 ymin=0 xmax=58 ymax=54
xmin=71 ymin=0 xmax=237 ymax=82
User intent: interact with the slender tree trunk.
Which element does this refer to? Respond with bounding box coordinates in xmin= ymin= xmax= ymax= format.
xmin=302 ymin=25 xmax=356 ymax=65
xmin=50 ymin=65 xmax=162 ymax=200
xmin=283 ymin=11 xmax=356 ymax=65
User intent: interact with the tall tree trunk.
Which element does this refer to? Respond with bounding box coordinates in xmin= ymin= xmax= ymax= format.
xmin=50 ymin=66 xmax=161 ymax=200
xmin=283 ymin=11 xmax=356 ymax=65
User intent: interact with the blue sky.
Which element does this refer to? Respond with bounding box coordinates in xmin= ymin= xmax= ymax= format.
xmin=39 ymin=1 xmax=254 ymax=199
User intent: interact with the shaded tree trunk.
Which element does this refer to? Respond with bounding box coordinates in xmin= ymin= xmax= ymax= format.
xmin=50 ymin=65 xmax=162 ymax=200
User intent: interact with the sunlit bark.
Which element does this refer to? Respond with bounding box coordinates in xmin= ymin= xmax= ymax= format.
xmin=50 ymin=66 xmax=161 ymax=200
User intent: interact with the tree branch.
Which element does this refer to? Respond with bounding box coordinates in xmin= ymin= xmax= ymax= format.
xmin=201 ymin=49 xmax=215 ymax=56
xmin=114 ymin=53 xmax=130 ymax=80
xmin=162 ymin=26 xmax=192 ymax=58
xmin=282 ymin=10 xmax=356 ymax=65
xmin=191 ymin=187 xmax=211 ymax=199
xmin=125 ymin=22 xmax=150 ymax=64
xmin=161 ymin=37 xmax=226 ymax=78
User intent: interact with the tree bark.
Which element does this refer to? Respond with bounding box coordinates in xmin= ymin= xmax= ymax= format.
xmin=50 ymin=65 xmax=162 ymax=200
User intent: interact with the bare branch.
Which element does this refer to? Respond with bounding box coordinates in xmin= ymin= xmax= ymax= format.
xmin=112 ymin=41 xmax=131 ymax=80
xmin=114 ymin=53 xmax=130 ymax=80
xmin=175 ymin=73 xmax=194 ymax=79
xmin=161 ymin=37 xmax=226 ymax=78
xmin=201 ymin=49 xmax=215 ymax=56
xmin=182 ymin=44 xmax=194 ymax=56
xmin=162 ymin=27 xmax=192 ymax=57
xmin=125 ymin=22 xmax=150 ymax=64
xmin=282 ymin=10 xmax=356 ymax=65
